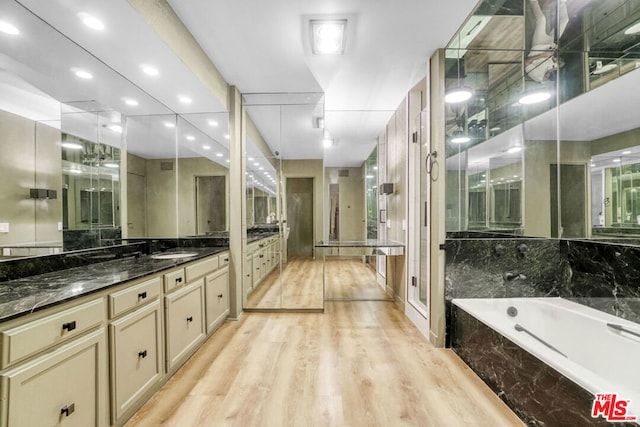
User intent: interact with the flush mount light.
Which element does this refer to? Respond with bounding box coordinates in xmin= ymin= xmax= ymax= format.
xmin=518 ymin=91 xmax=551 ymax=105
xmin=508 ymin=146 xmax=523 ymax=154
xmin=74 ymin=69 xmax=93 ymax=79
xmin=185 ymin=135 xmax=195 ymax=141
xmin=310 ymin=19 xmax=347 ymax=55
xmin=178 ymin=95 xmax=192 ymax=104
xmin=445 ymin=87 xmax=474 ymax=104
xmin=624 ymin=21 xmax=640 ymax=35
xmin=62 ymin=142 xmax=83 ymax=150
xmin=140 ymin=64 xmax=159 ymax=76
xmin=323 ymin=138 xmax=334 ymax=148
xmin=78 ymin=12 xmax=105 ymax=31
xmin=123 ymin=98 xmax=138 ymax=106
xmin=0 ymin=20 xmax=19 ymax=35
xmin=208 ymin=120 xmax=218 ymax=127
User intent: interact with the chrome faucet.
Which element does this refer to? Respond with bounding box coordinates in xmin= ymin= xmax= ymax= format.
xmin=503 ymin=272 xmax=527 ymax=282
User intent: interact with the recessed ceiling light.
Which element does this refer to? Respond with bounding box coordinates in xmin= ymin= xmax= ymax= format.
xmin=310 ymin=19 xmax=347 ymax=55
xmin=69 ymin=169 xmax=83 ymax=174
xmin=62 ymin=142 xmax=83 ymax=150
xmin=323 ymin=138 xmax=334 ymax=148
xmin=451 ymin=135 xmax=470 ymax=144
xmin=254 ymin=162 xmax=259 ymax=166
xmin=518 ymin=91 xmax=551 ymax=105
xmin=508 ymin=146 xmax=523 ymax=153
xmin=74 ymin=69 xmax=93 ymax=79
xmin=216 ymin=153 xmax=223 ymax=157
xmin=623 ymin=151 xmax=632 ymax=155
xmin=248 ymin=157 xmax=254 ymax=161
xmin=0 ymin=20 xmax=19 ymax=35
xmin=202 ymin=145 xmax=211 ymax=150
xmin=103 ymin=163 xmax=119 ymax=168
xmin=140 ymin=65 xmax=159 ymax=76
xmin=613 ymin=159 xmax=621 ymax=163
xmin=224 ymin=134 xmax=230 ymax=139
xmin=445 ymin=87 xmax=474 ymax=103
xmin=208 ymin=120 xmax=218 ymax=127
xmin=624 ymin=21 xmax=640 ymax=35
xmin=226 ymin=159 xmax=230 ymax=163
xmin=164 ymin=122 xmax=175 ymax=128
xmin=185 ymin=135 xmax=195 ymax=141
xmin=259 ymin=167 xmax=264 ymax=170
xmin=123 ymin=98 xmax=138 ymax=106
xmin=264 ymin=172 xmax=269 ymax=175
xmin=106 ymin=124 xmax=122 ymax=133
xmin=178 ymin=95 xmax=192 ymax=104
xmin=78 ymin=12 xmax=105 ymax=31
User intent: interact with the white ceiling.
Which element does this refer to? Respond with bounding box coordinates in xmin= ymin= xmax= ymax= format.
xmin=167 ymin=0 xmax=480 ymax=166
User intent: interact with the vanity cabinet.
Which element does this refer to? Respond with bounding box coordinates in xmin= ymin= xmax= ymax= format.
xmin=205 ymin=265 xmax=229 ymax=334
xmin=245 ymin=235 xmax=281 ymax=298
xmin=108 ymin=298 xmax=163 ymax=423
xmin=0 ymin=328 xmax=107 ymax=427
xmin=165 ymin=278 xmax=205 ymax=373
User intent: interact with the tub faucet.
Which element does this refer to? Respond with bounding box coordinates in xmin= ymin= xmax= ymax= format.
xmin=503 ymin=272 xmax=527 ymax=282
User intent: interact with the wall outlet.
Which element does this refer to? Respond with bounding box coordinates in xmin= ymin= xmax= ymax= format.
xmin=0 ymin=222 xmax=9 ymax=233
xmin=58 ymin=222 xmax=63 ymax=231
xmin=402 ymin=219 xmax=406 ymax=230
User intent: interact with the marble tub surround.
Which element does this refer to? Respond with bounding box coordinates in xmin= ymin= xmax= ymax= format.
xmin=0 ymin=246 xmax=226 ymax=322
xmin=445 ymin=237 xmax=640 ymax=322
xmin=451 ymin=306 xmax=637 ymax=427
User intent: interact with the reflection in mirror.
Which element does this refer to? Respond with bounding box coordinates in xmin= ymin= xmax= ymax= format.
xmin=242 ymin=93 xmax=325 ymax=310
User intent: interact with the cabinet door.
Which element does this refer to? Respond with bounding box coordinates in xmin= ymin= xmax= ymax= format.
xmin=0 ymin=329 xmax=107 ymax=427
xmin=165 ymin=280 xmax=205 ymax=372
xmin=252 ymin=253 xmax=262 ymax=287
xmin=109 ymin=300 xmax=163 ymax=422
xmin=205 ymin=267 xmax=229 ymax=334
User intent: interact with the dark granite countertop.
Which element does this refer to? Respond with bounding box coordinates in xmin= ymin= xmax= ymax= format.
xmin=0 ymin=247 xmax=228 ymax=323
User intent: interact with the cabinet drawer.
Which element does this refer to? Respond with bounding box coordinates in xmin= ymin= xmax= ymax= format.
xmin=109 ymin=277 xmax=162 ymax=318
xmin=218 ymin=252 xmax=230 ymax=267
xmin=205 ymin=267 xmax=229 ymax=334
xmin=0 ymin=328 xmax=107 ymax=427
xmin=109 ymin=300 xmax=163 ymax=422
xmin=185 ymin=256 xmax=218 ymax=282
xmin=163 ymin=268 xmax=185 ymax=293
xmin=0 ymin=298 xmax=105 ymax=369
xmin=165 ymin=280 xmax=205 ymax=371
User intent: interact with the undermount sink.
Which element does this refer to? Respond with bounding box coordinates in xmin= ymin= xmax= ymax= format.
xmin=151 ymin=252 xmax=198 ymax=260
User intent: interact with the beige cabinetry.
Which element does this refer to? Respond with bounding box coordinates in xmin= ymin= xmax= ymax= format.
xmin=245 ymin=236 xmax=281 ymax=298
xmin=205 ymin=266 xmax=229 ymax=334
xmin=108 ymin=298 xmax=163 ymax=423
xmin=0 ymin=325 xmax=107 ymax=427
xmin=165 ymin=278 xmax=205 ymax=372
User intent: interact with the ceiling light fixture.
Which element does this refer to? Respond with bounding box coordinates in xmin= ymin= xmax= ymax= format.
xmin=164 ymin=122 xmax=175 ymax=128
xmin=518 ymin=90 xmax=551 ymax=105
xmin=310 ymin=19 xmax=347 ymax=55
xmin=445 ymin=87 xmax=474 ymax=104
xmin=623 ymin=151 xmax=632 ymax=155
xmin=74 ymin=69 xmax=93 ymax=79
xmin=106 ymin=124 xmax=122 ymax=133
xmin=624 ymin=21 xmax=640 ymax=35
xmin=592 ymin=60 xmax=618 ymax=75
xmin=185 ymin=135 xmax=195 ymax=141
xmin=78 ymin=12 xmax=105 ymax=31
xmin=0 ymin=20 xmax=19 ymax=35
xmin=323 ymin=138 xmax=334 ymax=148
xmin=103 ymin=163 xmax=119 ymax=168
xmin=208 ymin=120 xmax=218 ymax=127
xmin=178 ymin=95 xmax=192 ymax=104
xmin=216 ymin=153 xmax=223 ymax=157
xmin=123 ymin=98 xmax=138 ymax=106
xmin=140 ymin=65 xmax=159 ymax=76
xmin=202 ymin=145 xmax=211 ymax=150
xmin=508 ymin=146 xmax=523 ymax=154
xmin=224 ymin=134 xmax=230 ymax=140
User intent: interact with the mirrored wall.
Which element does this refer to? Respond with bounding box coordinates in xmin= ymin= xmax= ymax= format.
xmin=444 ymin=0 xmax=640 ymax=242
xmin=0 ymin=0 xmax=229 ymax=258
xmin=241 ymin=93 xmax=325 ymax=310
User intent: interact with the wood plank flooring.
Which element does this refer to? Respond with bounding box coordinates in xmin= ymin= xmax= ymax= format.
xmin=125 ymin=301 xmax=524 ymax=427
xmin=247 ymin=257 xmax=391 ymax=309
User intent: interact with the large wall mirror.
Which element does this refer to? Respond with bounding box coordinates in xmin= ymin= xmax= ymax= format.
xmin=0 ymin=0 xmax=229 ymax=259
xmin=444 ymin=0 xmax=640 ymax=242
xmin=242 ymin=93 xmax=325 ymax=310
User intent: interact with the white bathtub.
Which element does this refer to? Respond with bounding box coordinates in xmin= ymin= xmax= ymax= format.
xmin=452 ymin=297 xmax=640 ymax=418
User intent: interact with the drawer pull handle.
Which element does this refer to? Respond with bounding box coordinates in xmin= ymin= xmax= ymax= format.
xmin=224 ymin=258 xmax=229 ymax=262
xmin=259 ymin=254 xmax=264 ymax=258
xmin=218 ymin=293 xmax=224 ymax=299
xmin=138 ymin=291 xmax=147 ymax=299
xmin=176 ymin=277 xmax=183 ymax=283
xmin=61 ymin=403 xmax=75 ymax=417
xmin=138 ymin=350 xmax=148 ymax=359
xmin=259 ymin=244 xmax=264 ymax=248
xmin=186 ymin=316 xmax=193 ymax=323
xmin=62 ymin=321 xmax=76 ymax=332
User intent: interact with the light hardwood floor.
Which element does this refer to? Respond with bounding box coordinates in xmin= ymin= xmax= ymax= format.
xmin=125 ymin=301 xmax=524 ymax=427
